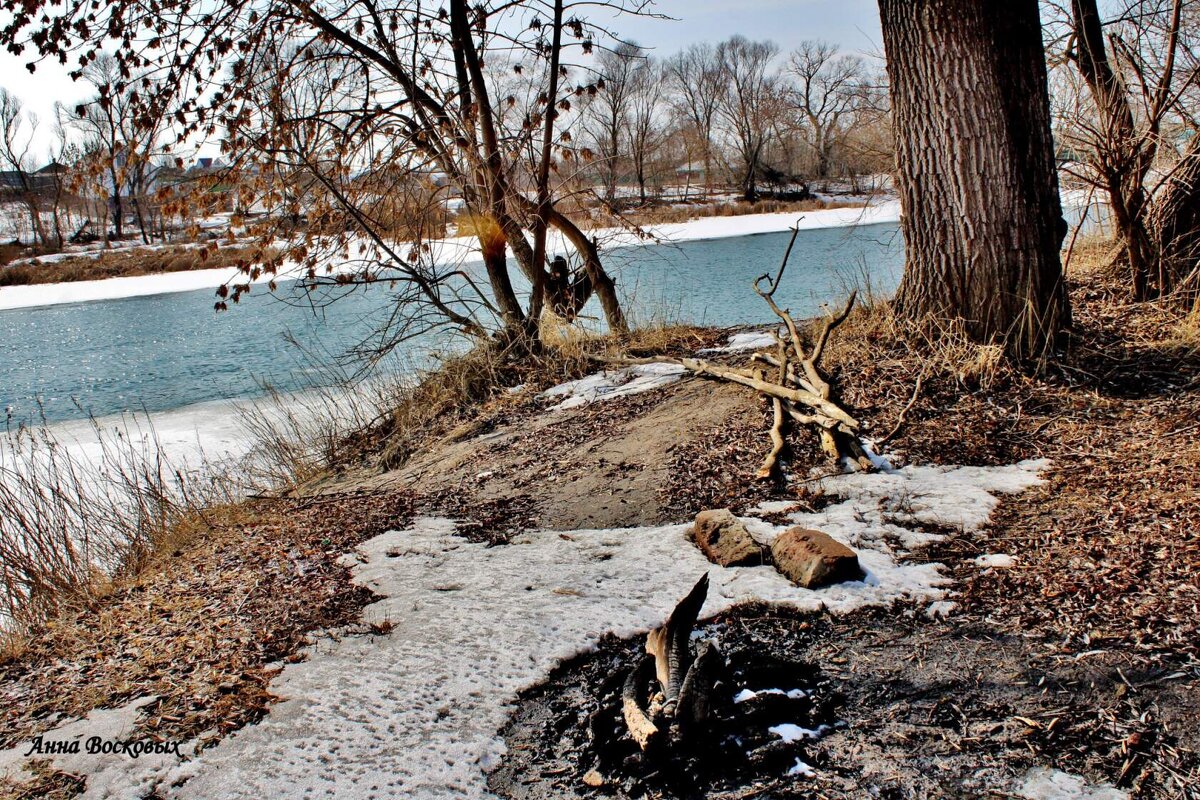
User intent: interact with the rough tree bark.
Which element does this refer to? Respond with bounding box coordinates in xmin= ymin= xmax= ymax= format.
xmin=879 ymin=0 xmax=1070 ymax=360
xmin=1152 ymin=138 xmax=1200 ymax=299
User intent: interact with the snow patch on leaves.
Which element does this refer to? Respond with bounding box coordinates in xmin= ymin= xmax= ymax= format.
xmin=540 ymin=362 xmax=687 ymax=410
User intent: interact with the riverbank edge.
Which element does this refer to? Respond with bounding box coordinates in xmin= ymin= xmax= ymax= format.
xmin=0 ymin=200 xmax=900 ymax=311
xmin=2 ymin=244 xmax=1198 ymax=798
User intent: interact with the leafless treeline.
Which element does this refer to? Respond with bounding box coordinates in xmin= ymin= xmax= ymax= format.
xmin=581 ymin=37 xmax=891 ymax=205
xmin=0 ymin=56 xmax=220 ymax=251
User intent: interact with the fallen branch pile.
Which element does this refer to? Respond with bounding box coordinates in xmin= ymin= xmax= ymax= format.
xmin=602 ymin=224 xmax=875 ymax=478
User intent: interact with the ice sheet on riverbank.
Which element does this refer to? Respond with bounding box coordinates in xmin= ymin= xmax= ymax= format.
xmin=22 ymin=398 xmax=261 ymax=474
xmin=0 ymin=200 xmax=901 ymax=311
xmin=6 ymin=374 xmax=399 ymax=484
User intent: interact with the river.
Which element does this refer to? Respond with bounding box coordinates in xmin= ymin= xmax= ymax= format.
xmin=0 ymin=221 xmax=904 ymax=427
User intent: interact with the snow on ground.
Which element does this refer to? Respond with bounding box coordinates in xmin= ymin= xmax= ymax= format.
xmin=0 ymin=200 xmax=901 ymax=311
xmin=924 ymin=599 xmax=958 ymax=619
xmin=1018 ymin=767 xmax=1129 ymax=800
xmin=6 ymin=238 xmax=223 ymax=266
xmin=0 ymin=458 xmax=1049 ymax=798
xmin=733 ymin=688 xmax=807 ymax=703
xmin=0 ymin=698 xmax=196 ymax=799
xmin=540 ymin=362 xmax=687 ymax=410
xmin=800 ymin=460 xmax=1050 ymax=546
xmin=768 ymin=723 xmax=830 ymax=743
xmin=698 ymin=329 xmax=780 ymax=354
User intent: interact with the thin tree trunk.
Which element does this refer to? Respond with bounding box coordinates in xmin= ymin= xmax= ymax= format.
xmin=526 ymin=0 xmax=564 ymax=334
xmin=545 ymin=207 xmax=628 ymax=333
xmin=22 ymin=196 xmax=48 ymax=247
xmin=111 ymin=191 xmax=124 ymax=240
xmin=1071 ymin=0 xmax=1156 ymax=300
xmin=477 ymin=223 xmax=527 ymax=335
xmin=879 ymin=0 xmax=1069 ymax=360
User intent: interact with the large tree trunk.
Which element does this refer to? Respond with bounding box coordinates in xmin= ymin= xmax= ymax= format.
xmin=476 ymin=221 xmax=528 ymax=337
xmin=879 ymin=0 xmax=1069 ymax=360
xmin=1151 ymin=141 xmax=1200 ymax=300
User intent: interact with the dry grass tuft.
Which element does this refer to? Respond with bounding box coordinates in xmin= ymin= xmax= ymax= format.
xmin=819 ymin=299 xmax=1015 ymax=398
xmin=0 ymin=762 xmax=84 ymax=800
xmin=0 ymin=420 xmax=238 ymax=646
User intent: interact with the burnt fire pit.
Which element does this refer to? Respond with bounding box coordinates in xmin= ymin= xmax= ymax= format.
xmin=491 ymin=577 xmax=842 ymax=799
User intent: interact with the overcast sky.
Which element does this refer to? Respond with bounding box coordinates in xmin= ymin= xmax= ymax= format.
xmin=0 ymin=0 xmax=884 ymax=158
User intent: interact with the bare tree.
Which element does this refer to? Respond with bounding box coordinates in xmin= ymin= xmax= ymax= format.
xmin=785 ymin=41 xmax=867 ymax=181
xmin=838 ymin=69 xmax=893 ymax=193
xmin=879 ymin=0 xmax=1069 ymax=360
xmin=70 ymin=55 xmax=170 ymax=245
xmin=1053 ymin=0 xmax=1200 ymax=300
xmin=586 ymin=42 xmax=645 ymax=205
xmin=664 ymin=43 xmax=724 ymax=198
xmin=6 ymin=0 xmax=643 ymax=345
xmin=714 ymin=36 xmax=781 ymax=202
xmin=625 ymin=55 xmax=667 ymax=203
xmin=0 ymin=89 xmax=55 ymax=248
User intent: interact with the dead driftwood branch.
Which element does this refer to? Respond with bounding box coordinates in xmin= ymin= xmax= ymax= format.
xmin=622 ymin=656 xmax=661 ymax=751
xmin=676 ymin=356 xmax=859 ymax=429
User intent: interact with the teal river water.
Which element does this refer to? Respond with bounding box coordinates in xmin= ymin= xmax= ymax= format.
xmin=0 ymin=222 xmax=902 ymax=424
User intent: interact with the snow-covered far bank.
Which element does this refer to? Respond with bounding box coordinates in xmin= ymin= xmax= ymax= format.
xmin=0 ymin=263 xmax=258 ymax=311
xmin=0 ymin=458 xmax=1049 ymax=799
xmin=629 ymin=199 xmax=899 ymax=245
xmin=0 ymin=199 xmax=901 ymax=312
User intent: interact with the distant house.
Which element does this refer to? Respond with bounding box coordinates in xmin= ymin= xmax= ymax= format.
xmin=674 ymin=161 xmax=709 ymax=183
xmin=0 ymin=162 xmax=65 ymax=196
xmin=189 ymin=157 xmax=227 ymax=173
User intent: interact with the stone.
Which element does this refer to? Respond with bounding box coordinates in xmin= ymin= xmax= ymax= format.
xmin=691 ymin=509 xmax=769 ymax=567
xmin=770 ymin=527 xmax=863 ymax=588
xmin=582 ymin=769 xmax=607 ymax=788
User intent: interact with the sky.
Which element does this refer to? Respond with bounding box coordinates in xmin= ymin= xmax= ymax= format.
xmin=0 ymin=0 xmax=884 ymax=158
